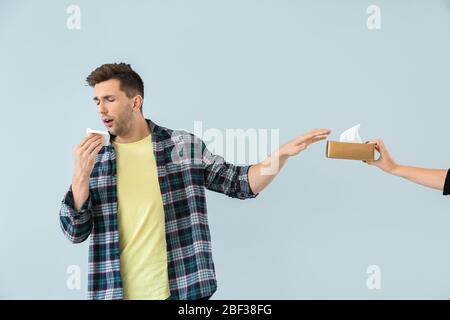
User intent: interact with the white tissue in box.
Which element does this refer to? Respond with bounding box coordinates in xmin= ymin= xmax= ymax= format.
xmin=86 ymin=128 xmax=110 ymax=146
xmin=339 ymin=124 xmax=363 ymax=143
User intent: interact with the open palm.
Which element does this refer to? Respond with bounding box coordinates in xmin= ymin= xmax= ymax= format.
xmin=280 ymin=129 xmax=331 ymax=157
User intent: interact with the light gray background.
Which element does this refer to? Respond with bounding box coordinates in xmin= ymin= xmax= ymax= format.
xmin=1 ymin=0 xmax=450 ymax=299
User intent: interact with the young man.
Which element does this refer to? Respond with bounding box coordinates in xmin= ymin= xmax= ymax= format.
xmin=365 ymin=139 xmax=450 ymax=193
xmin=59 ymin=63 xmax=331 ymax=300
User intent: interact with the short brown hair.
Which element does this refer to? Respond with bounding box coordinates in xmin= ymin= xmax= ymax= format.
xmin=86 ymin=62 xmax=144 ymax=102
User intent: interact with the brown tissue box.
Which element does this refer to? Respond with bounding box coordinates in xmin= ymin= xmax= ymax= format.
xmin=326 ymin=141 xmax=375 ymax=161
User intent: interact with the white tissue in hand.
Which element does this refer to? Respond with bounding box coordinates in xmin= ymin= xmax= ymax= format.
xmin=339 ymin=124 xmax=363 ymax=143
xmin=86 ymin=128 xmax=110 ymax=146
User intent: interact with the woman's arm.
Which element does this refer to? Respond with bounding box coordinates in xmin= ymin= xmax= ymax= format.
xmin=365 ymin=139 xmax=448 ymax=191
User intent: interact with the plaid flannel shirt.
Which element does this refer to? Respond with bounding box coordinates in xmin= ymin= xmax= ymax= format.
xmin=59 ymin=119 xmax=258 ymax=300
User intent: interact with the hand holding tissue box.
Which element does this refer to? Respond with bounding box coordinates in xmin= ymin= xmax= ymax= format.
xmin=326 ymin=124 xmax=374 ymax=161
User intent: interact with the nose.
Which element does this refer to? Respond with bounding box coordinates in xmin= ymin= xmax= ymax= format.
xmin=97 ymin=101 xmax=108 ymax=114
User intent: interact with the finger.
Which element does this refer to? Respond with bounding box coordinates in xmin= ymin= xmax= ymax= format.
xmin=365 ymin=139 xmax=383 ymax=152
xmin=315 ymin=133 xmax=331 ymax=140
xmin=80 ymin=135 xmax=102 ymax=151
xmin=309 ymin=129 xmax=332 ymax=138
xmin=93 ymin=141 xmax=104 ymax=154
xmin=297 ymin=129 xmax=331 ymax=143
xmin=88 ymin=141 xmax=104 ymax=161
xmin=85 ymin=138 xmax=103 ymax=155
xmin=78 ymin=135 xmax=100 ymax=152
xmin=311 ymin=128 xmax=332 ymax=135
xmin=76 ymin=136 xmax=92 ymax=151
xmin=365 ymin=139 xmax=382 ymax=146
xmin=309 ymin=135 xmax=328 ymax=144
xmin=369 ymin=142 xmax=380 ymax=151
xmin=302 ymin=133 xmax=330 ymax=145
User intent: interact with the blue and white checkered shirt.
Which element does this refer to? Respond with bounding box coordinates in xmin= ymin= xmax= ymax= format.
xmin=59 ymin=118 xmax=258 ymax=300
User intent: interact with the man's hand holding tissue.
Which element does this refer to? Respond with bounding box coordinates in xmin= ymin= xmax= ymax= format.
xmin=364 ymin=139 xmax=447 ymax=192
xmin=248 ymin=128 xmax=331 ymax=194
xmin=71 ymin=133 xmax=104 ymax=211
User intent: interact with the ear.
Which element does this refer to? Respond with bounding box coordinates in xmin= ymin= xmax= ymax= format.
xmin=132 ymin=95 xmax=143 ymax=112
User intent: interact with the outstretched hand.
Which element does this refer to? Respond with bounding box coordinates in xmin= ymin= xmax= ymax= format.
xmin=279 ymin=129 xmax=332 ymax=157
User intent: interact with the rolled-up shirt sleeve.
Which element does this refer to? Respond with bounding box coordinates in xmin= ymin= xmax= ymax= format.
xmin=202 ymin=141 xmax=258 ymax=200
xmin=59 ymin=185 xmax=93 ymax=243
xmin=443 ymin=169 xmax=450 ymax=196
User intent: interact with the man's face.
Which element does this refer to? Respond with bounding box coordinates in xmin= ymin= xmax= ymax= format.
xmin=93 ymin=79 xmax=135 ymax=137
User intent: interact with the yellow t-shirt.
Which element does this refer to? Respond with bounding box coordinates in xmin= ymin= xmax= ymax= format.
xmin=113 ymin=134 xmax=170 ymax=300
